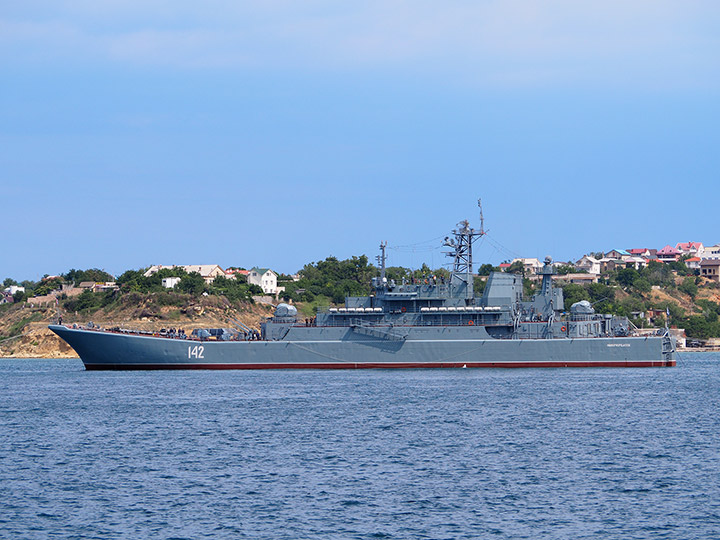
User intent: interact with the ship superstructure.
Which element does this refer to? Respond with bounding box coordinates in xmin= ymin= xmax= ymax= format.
xmin=264 ymin=218 xmax=629 ymax=344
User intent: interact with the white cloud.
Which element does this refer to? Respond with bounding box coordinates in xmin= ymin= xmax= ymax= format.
xmin=1 ymin=1 xmax=718 ymax=89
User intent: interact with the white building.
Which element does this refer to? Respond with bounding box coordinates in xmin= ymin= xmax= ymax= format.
xmin=511 ymin=258 xmax=542 ymax=275
xmin=248 ymin=267 xmax=283 ymax=295
xmin=623 ymin=256 xmax=649 ymax=270
xmin=162 ymin=277 xmax=181 ymax=289
xmin=3 ymin=285 xmax=25 ymax=295
xmin=183 ymin=265 xmax=226 ymax=284
xmin=675 ymin=242 xmax=705 ymax=258
xmin=144 ymin=264 xmax=225 ymax=284
xmin=574 ymin=255 xmax=601 ymax=275
xmin=703 ymin=244 xmax=720 ymax=259
xmin=686 ymin=257 xmax=702 ymax=270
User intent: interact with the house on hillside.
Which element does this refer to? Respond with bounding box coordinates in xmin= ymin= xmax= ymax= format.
xmin=225 ymin=268 xmax=249 ymax=280
xmin=703 ymin=244 xmax=720 ymax=259
xmin=498 ymin=263 xmax=511 ymax=272
xmin=599 ymin=258 xmax=621 ymax=273
xmin=627 ymin=248 xmax=658 ymax=260
xmin=510 ymin=258 xmax=542 ymax=275
xmin=700 ymin=259 xmax=720 ymax=282
xmin=685 ymin=257 xmax=701 ymax=270
xmin=676 ymin=241 xmax=705 ymax=258
xmin=144 ymin=264 xmax=225 ymax=284
xmin=98 ymin=282 xmax=118 ymax=292
xmin=3 ymin=285 xmax=25 ymax=295
xmin=622 ymin=256 xmax=648 ymax=270
xmin=144 ymin=265 xmax=174 ymax=277
xmin=657 ymin=245 xmax=680 ymax=262
xmin=553 ymin=273 xmax=599 ymax=285
xmin=575 ymin=255 xmax=600 ymax=275
xmin=78 ymin=281 xmax=119 ymax=292
xmin=248 ymin=268 xmax=284 ymax=295
xmin=183 ymin=265 xmax=225 ymax=284
xmin=162 ymin=277 xmax=181 ymax=289
xmin=605 ymin=249 xmax=630 ymax=260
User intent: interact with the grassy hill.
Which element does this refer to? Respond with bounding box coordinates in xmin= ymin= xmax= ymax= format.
xmin=0 ymin=294 xmax=274 ymax=358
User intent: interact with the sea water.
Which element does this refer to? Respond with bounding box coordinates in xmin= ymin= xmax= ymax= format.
xmin=1 ymin=354 xmax=719 ymax=539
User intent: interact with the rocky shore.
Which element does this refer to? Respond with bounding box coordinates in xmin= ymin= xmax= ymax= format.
xmin=0 ymin=300 xmax=274 ymax=359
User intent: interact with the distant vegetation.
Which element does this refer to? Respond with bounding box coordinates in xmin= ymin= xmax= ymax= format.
xmin=280 ymin=256 xmax=375 ymax=308
xmin=4 ymin=257 xmax=720 ymax=338
xmin=3 ymin=267 xmax=263 ymax=318
xmin=557 ymin=261 xmax=718 ymax=338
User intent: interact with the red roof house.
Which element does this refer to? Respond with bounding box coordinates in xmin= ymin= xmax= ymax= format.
xmin=657 ymin=245 xmax=680 ymax=262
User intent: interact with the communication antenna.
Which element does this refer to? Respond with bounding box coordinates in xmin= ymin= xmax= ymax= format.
xmin=477 ymin=198 xmax=486 ymax=237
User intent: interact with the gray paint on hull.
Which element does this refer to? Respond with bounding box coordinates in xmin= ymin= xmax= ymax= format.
xmin=49 ymin=325 xmax=675 ymax=369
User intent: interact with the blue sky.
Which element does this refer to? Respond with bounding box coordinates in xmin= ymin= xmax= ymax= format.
xmin=2 ymin=1 xmax=719 ymax=281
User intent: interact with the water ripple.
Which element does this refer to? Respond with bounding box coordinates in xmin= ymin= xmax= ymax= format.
xmin=0 ymin=356 xmax=719 ymax=539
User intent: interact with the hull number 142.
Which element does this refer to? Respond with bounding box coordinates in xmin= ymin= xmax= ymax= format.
xmin=188 ymin=345 xmax=205 ymax=359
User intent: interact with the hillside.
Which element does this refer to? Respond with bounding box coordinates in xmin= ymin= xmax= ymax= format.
xmin=0 ymin=295 xmax=274 ymax=359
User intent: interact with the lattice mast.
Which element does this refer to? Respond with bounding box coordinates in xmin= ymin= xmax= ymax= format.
xmin=443 ymin=199 xmax=486 ymax=300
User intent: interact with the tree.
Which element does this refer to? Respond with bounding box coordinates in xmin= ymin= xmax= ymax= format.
xmin=116 ymin=267 xmax=189 ymax=293
xmin=667 ymin=260 xmax=691 ymax=276
xmin=684 ymin=316 xmax=717 ymax=339
xmin=523 ymin=278 xmax=536 ymax=298
xmin=561 ymin=283 xmax=589 ymax=308
xmin=116 ymin=269 xmax=147 ymax=292
xmin=506 ymin=261 xmax=525 ymax=275
xmin=616 ymin=268 xmax=639 ymax=289
xmin=477 ymin=264 xmax=497 ymax=276
xmin=411 ymin=263 xmax=433 ymax=280
xmin=208 ymin=275 xmax=257 ymax=303
xmin=641 ymin=261 xmax=674 ymax=287
xmin=679 ymin=276 xmax=698 ymax=299
xmin=651 ymin=301 xmax=685 ymax=326
xmin=385 ymin=266 xmax=411 ymax=283
xmin=33 ymin=277 xmax=63 ymax=297
xmin=586 ymin=282 xmax=615 ymax=313
xmin=284 ymin=255 xmax=375 ymax=303
xmin=63 ymin=268 xmax=115 ymax=285
xmin=555 ymin=264 xmax=576 ymax=275
xmin=633 ymin=277 xmax=652 ymax=293
xmin=177 ymin=272 xmax=206 ymax=295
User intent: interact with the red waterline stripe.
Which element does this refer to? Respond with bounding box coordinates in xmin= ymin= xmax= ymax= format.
xmin=84 ymin=360 xmax=675 ymax=370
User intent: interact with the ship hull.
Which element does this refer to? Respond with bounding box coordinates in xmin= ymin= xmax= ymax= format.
xmin=49 ymin=325 xmax=676 ymax=370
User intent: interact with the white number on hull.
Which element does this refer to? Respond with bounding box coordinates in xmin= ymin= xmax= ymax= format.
xmin=188 ymin=345 xmax=205 ymax=359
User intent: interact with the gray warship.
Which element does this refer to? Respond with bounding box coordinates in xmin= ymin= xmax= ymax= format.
xmin=50 ymin=214 xmax=676 ymax=369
